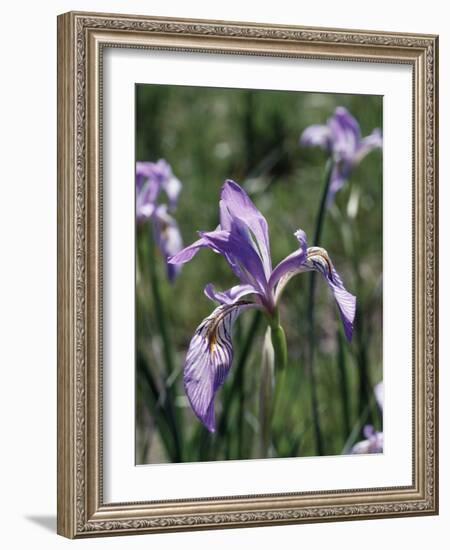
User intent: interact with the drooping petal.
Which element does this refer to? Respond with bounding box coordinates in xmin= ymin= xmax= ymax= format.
xmin=152 ymin=205 xmax=183 ymax=282
xmin=269 ymin=229 xmax=308 ymax=300
xmin=136 ymin=162 xmax=161 ymax=223
xmin=204 ymin=283 xmax=256 ymax=305
xmin=184 ymin=301 xmax=257 ymax=431
xmin=219 ymin=180 xmax=272 ymax=279
xmin=167 ymin=229 xmax=224 ymax=266
xmin=304 ymin=247 xmax=356 ymax=342
xmin=354 ymin=128 xmax=382 ymax=165
xmin=299 ymin=123 xmax=332 ymax=151
xmin=136 ymin=190 xmax=156 ymax=223
xmin=328 ymin=106 xmax=361 ymax=160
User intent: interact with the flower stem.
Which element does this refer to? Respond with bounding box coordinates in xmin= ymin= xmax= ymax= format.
xmin=313 ymin=159 xmax=333 ymax=247
xmin=337 ymin=326 xmax=351 ymax=440
xmin=259 ymin=327 xmax=274 ymax=458
xmin=270 ymin=323 xmax=288 ymax=373
xmin=306 ymin=159 xmax=333 ymax=456
xmin=137 ymin=351 xmax=177 ymax=461
xmin=268 ymin=317 xmax=288 ymax=453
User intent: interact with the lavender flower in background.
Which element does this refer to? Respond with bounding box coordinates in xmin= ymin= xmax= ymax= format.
xmin=136 ymin=159 xmax=183 ymax=282
xmin=350 ymin=425 xmax=383 ymax=454
xmin=351 ymin=381 xmax=384 ymax=454
xmin=300 ymin=106 xmax=382 ymax=207
xmin=169 ymin=180 xmax=356 ymax=432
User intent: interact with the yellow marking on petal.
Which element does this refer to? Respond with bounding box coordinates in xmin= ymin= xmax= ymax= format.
xmin=307 ymin=248 xmax=332 ymax=276
xmin=208 ymin=335 xmax=217 ymax=354
xmin=205 ymin=306 xmax=230 ymax=354
xmin=205 ymin=300 xmax=252 ymax=354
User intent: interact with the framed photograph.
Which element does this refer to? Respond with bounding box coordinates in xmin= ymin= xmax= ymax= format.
xmin=57 ymin=11 xmax=439 ymax=538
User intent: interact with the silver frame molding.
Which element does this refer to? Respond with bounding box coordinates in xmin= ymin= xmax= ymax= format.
xmin=57 ymin=11 xmax=439 ymax=538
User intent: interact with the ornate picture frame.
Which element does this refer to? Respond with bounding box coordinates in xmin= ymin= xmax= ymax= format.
xmin=57 ymin=11 xmax=438 ymax=538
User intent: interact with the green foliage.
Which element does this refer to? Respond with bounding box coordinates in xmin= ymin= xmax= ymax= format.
xmin=135 ymin=84 xmax=383 ymax=463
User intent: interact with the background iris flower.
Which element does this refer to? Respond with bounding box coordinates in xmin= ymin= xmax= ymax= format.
xmin=136 ymin=159 xmax=183 ymax=282
xmin=169 ymin=180 xmax=356 ymax=432
xmin=351 ymin=381 xmax=384 ymax=454
xmin=300 ymin=106 xmax=382 ymax=206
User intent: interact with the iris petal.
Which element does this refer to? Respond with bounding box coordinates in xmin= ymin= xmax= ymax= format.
xmin=351 ymin=425 xmax=383 ymax=454
xmin=305 ymin=247 xmax=356 ymax=342
xmin=204 ymin=283 xmax=256 ymax=305
xmin=300 ymin=108 xmax=382 ymax=208
xmin=152 ymin=205 xmax=183 ymax=282
xmin=167 ymin=235 xmax=210 ymax=265
xmin=269 ymin=231 xmax=356 ymax=341
xmin=328 ymin=107 xmax=361 ymax=159
xmin=184 ymin=301 xmax=257 ymax=432
xmin=269 ymin=229 xmax=308 ymax=299
xmin=354 ymin=128 xmax=382 ymax=165
xmin=219 ymin=180 xmax=272 ymax=278
xmin=199 ymin=229 xmax=268 ymax=296
xmin=299 ymin=123 xmax=332 ymax=151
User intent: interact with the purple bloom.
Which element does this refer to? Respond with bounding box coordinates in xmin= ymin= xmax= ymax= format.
xmin=169 ymin=180 xmax=356 ymax=431
xmin=351 ymin=381 xmax=384 ymax=455
xmin=136 ymin=159 xmax=183 ymax=282
xmin=351 ymin=425 xmax=384 ymax=454
xmin=300 ymin=107 xmax=382 ymax=206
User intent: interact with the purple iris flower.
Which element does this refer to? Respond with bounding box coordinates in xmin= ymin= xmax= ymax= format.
xmin=169 ymin=180 xmax=356 ymax=432
xmin=350 ymin=425 xmax=384 ymax=454
xmin=300 ymin=106 xmax=382 ymax=206
xmin=136 ymin=159 xmax=183 ymax=282
xmin=351 ymin=381 xmax=384 ymax=454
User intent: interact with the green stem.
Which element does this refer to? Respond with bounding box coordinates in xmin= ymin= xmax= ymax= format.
xmin=341 ymin=400 xmax=372 ymax=455
xmin=147 ymin=236 xmax=175 ymax=376
xmin=347 ymin=207 xmax=375 ymax=429
xmin=355 ymin=312 xmax=374 ymax=428
xmin=306 ymin=159 xmax=333 ymax=456
xmin=270 ymin=325 xmax=288 ymax=373
xmin=137 ymin=352 xmax=177 ymax=462
xmin=146 ymin=230 xmax=183 ymax=461
xmin=313 ymin=159 xmax=333 ymax=247
xmin=272 ymin=367 xmax=286 ymax=428
xmin=268 ymin=317 xmax=288 ymax=453
xmin=259 ymin=328 xmax=274 ymax=458
xmin=337 ymin=327 xmax=351 ymax=440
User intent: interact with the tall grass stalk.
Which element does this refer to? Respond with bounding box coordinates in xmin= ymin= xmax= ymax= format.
xmin=305 ymin=160 xmax=333 ymax=456
xmin=337 ymin=327 xmax=351 ymax=440
xmin=144 ymin=229 xmax=183 ymax=461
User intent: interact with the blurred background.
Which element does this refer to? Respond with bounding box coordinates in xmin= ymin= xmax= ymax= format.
xmin=135 ymin=84 xmax=383 ymax=464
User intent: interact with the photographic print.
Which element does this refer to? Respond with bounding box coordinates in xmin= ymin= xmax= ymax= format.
xmin=58 ymin=12 xmax=438 ymax=537
xmin=135 ymin=84 xmax=383 ymax=464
